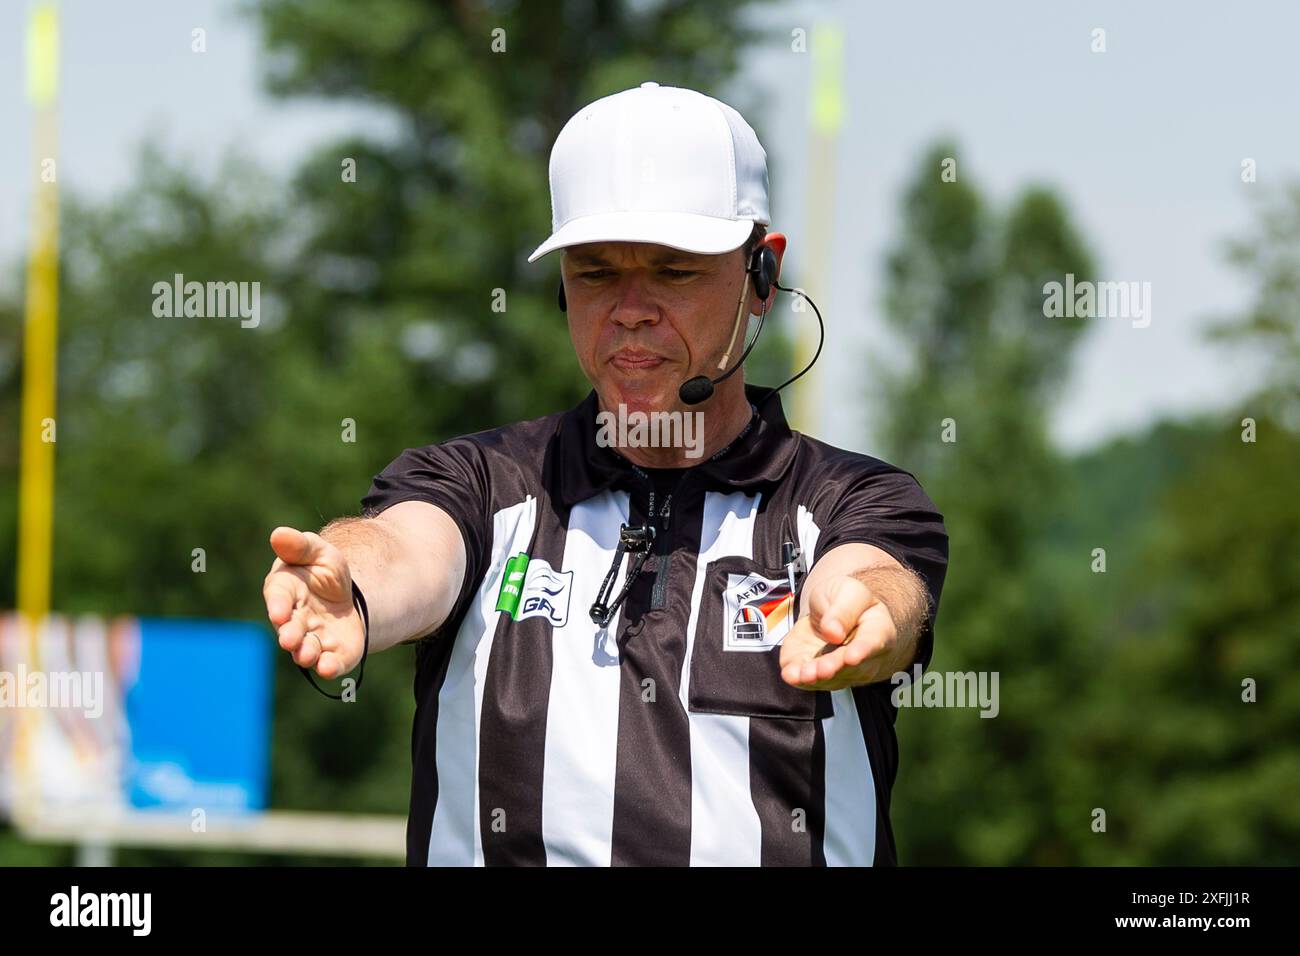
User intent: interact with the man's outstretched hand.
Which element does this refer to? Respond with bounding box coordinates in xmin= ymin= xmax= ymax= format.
xmin=779 ymin=573 xmax=903 ymax=692
xmin=263 ymin=526 xmax=365 ymax=680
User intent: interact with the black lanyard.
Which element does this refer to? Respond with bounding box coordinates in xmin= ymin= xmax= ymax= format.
xmin=589 ymin=466 xmax=672 ymax=628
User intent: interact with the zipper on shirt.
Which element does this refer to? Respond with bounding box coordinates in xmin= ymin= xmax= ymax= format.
xmin=631 ymin=466 xmax=676 ymax=612
xmin=649 ymin=493 xmax=673 ymax=610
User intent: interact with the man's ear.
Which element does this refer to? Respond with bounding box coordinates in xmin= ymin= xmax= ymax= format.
xmin=749 ymin=232 xmax=788 ymax=314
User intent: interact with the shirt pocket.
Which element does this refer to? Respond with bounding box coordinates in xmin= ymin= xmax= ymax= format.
xmin=687 ymin=555 xmax=831 ymax=721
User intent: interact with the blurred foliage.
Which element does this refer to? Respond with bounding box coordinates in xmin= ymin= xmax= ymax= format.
xmin=1060 ymin=413 xmax=1300 ymax=864
xmin=879 ymin=143 xmax=1098 ymax=864
xmin=1210 ymin=183 xmax=1300 ymax=429
xmin=883 ymin=146 xmax=1300 ymax=865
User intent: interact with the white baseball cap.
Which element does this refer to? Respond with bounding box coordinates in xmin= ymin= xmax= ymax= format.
xmin=527 ymin=81 xmax=770 ymax=263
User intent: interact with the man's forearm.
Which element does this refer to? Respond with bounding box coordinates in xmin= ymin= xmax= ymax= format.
xmin=850 ymin=564 xmax=930 ymax=676
xmin=320 ymin=508 xmax=463 ymax=652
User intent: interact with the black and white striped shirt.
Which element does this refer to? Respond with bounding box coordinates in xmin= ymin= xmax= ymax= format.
xmin=362 ymin=385 xmax=947 ymax=866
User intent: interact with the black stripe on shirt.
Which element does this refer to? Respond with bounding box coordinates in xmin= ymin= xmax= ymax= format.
xmin=476 ymin=495 xmax=569 ymax=865
xmin=608 ymin=475 xmax=701 ymax=866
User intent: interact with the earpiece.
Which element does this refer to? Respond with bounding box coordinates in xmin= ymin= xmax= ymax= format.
xmin=748 ymin=245 xmax=777 ymax=302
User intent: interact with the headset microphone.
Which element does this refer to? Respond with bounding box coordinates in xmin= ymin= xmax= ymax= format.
xmin=678 ymin=244 xmax=778 ymax=406
xmin=677 ymin=375 xmax=716 ymax=405
xmin=678 ymin=296 xmax=766 ymax=405
xmin=685 ymin=270 xmax=826 ymax=415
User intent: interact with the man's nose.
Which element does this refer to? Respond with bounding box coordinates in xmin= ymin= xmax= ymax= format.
xmin=609 ymin=274 xmax=661 ymax=329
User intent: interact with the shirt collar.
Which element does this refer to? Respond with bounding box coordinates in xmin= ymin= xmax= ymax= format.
xmin=553 ymin=384 xmax=800 ymax=507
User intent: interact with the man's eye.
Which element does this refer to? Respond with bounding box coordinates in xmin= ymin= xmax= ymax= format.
xmin=661 ymin=269 xmax=696 ymax=279
xmin=579 ymin=270 xmax=613 ymax=280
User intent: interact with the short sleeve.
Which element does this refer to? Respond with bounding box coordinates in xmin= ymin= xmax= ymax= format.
xmin=814 ymin=467 xmax=949 ymax=673
xmin=360 ymin=439 xmax=491 ymax=639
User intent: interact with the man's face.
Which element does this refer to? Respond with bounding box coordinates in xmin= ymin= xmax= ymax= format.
xmin=561 ymin=241 xmax=750 ymax=415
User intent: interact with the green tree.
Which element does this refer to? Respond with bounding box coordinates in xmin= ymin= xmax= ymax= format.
xmin=878 ymin=142 xmax=1097 ymax=864
xmin=1057 ymin=415 xmax=1300 ymax=865
xmin=1057 ymin=187 xmax=1300 ymax=864
xmin=1210 ymin=183 xmax=1300 ymax=427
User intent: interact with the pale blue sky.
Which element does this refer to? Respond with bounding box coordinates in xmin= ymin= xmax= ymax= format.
xmin=3 ymin=0 xmax=1294 ymax=452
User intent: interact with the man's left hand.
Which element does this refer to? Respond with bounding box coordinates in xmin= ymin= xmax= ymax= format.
xmin=779 ymin=573 xmax=899 ymax=691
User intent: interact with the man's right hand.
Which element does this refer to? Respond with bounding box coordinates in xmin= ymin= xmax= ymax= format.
xmin=263 ymin=526 xmax=365 ymax=680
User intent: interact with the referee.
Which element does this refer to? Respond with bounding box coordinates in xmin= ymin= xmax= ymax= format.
xmin=262 ymin=82 xmax=948 ymax=866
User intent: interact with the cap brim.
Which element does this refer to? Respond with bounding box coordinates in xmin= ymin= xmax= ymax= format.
xmin=527 ymin=212 xmax=756 ymax=263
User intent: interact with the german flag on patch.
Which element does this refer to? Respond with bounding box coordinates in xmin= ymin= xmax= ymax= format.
xmin=724 ymin=572 xmax=795 ymax=651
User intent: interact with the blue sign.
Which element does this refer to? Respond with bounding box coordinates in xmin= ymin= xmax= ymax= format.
xmin=123 ymin=619 xmax=271 ymax=813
